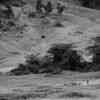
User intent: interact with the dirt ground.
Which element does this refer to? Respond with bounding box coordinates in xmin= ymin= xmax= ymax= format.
xmin=0 ymin=71 xmax=100 ymax=100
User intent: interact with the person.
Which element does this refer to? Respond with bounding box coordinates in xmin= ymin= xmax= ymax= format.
xmin=57 ymin=2 xmax=65 ymax=15
xmin=36 ymin=0 xmax=43 ymax=13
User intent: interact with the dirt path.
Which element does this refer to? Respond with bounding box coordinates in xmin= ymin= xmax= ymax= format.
xmin=0 ymin=72 xmax=100 ymax=99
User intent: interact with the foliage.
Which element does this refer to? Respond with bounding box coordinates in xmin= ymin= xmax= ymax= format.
xmin=10 ymin=55 xmax=41 ymax=75
xmin=87 ymin=37 xmax=100 ymax=71
xmin=79 ymin=0 xmax=100 ymax=9
xmin=59 ymin=92 xmax=95 ymax=98
xmin=0 ymin=0 xmax=25 ymax=7
xmin=9 ymin=44 xmax=87 ymax=75
xmin=48 ymin=44 xmax=92 ymax=72
xmin=10 ymin=36 xmax=100 ymax=75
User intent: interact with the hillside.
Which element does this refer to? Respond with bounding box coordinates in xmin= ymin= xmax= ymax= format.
xmin=0 ymin=0 xmax=100 ymax=73
xmin=0 ymin=0 xmax=100 ymax=100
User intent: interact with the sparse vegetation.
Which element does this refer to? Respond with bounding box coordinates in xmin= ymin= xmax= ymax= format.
xmin=0 ymin=1 xmax=100 ymax=100
xmin=53 ymin=22 xmax=64 ymax=27
xmin=87 ymin=36 xmax=100 ymax=71
xmin=59 ymin=92 xmax=96 ymax=98
xmin=78 ymin=0 xmax=100 ymax=9
xmin=0 ymin=0 xmax=99 ymax=76
xmin=0 ymin=91 xmax=95 ymax=100
xmin=47 ymin=44 xmax=93 ymax=72
xmin=10 ymin=42 xmax=100 ymax=75
xmin=0 ymin=93 xmax=47 ymax=100
xmin=10 ymin=39 xmax=100 ymax=75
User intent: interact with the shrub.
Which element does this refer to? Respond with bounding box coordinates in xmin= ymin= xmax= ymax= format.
xmin=48 ymin=44 xmax=87 ymax=72
xmin=10 ymin=37 xmax=100 ymax=75
xmin=10 ymin=55 xmax=41 ymax=75
xmin=53 ymin=22 xmax=64 ymax=27
xmin=28 ymin=12 xmax=36 ymax=18
xmin=86 ymin=36 xmax=100 ymax=71
xmin=79 ymin=0 xmax=100 ymax=9
xmin=10 ymin=64 xmax=30 ymax=75
xmin=92 ymin=37 xmax=100 ymax=64
xmin=59 ymin=92 xmax=95 ymax=98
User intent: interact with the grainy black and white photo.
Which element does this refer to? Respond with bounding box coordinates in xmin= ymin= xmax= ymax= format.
xmin=0 ymin=0 xmax=100 ymax=100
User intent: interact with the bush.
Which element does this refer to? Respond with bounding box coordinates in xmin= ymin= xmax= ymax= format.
xmin=10 ymin=55 xmax=41 ymax=75
xmin=10 ymin=37 xmax=100 ymax=75
xmin=10 ymin=64 xmax=30 ymax=75
xmin=53 ymin=22 xmax=64 ymax=27
xmin=77 ymin=0 xmax=100 ymax=9
xmin=86 ymin=36 xmax=100 ymax=71
xmin=92 ymin=37 xmax=100 ymax=64
xmin=48 ymin=44 xmax=93 ymax=72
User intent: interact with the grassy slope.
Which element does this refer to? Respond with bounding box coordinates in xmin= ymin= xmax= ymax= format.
xmin=0 ymin=2 xmax=100 ymax=100
xmin=0 ymin=4 xmax=100 ymax=73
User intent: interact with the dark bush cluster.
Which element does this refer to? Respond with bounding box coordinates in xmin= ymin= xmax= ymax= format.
xmin=59 ymin=91 xmax=95 ymax=98
xmin=47 ymin=44 xmax=92 ymax=72
xmin=10 ymin=37 xmax=100 ymax=75
xmin=10 ymin=55 xmax=41 ymax=75
xmin=86 ymin=37 xmax=100 ymax=71
xmin=78 ymin=0 xmax=100 ymax=9
xmin=10 ymin=53 xmax=57 ymax=75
